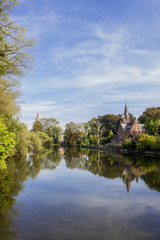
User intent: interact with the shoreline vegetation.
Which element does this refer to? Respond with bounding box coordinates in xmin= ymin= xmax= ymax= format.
xmin=1 ymin=1 xmax=160 ymax=171
xmin=79 ymin=144 xmax=160 ymax=158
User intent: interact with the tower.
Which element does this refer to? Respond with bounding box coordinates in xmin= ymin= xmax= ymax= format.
xmin=121 ymin=103 xmax=130 ymax=123
xmin=124 ymin=103 xmax=129 ymax=117
xmin=36 ymin=112 xmax=40 ymax=121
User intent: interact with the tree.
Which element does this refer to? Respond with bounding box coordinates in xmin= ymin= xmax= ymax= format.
xmin=64 ymin=122 xmax=80 ymax=145
xmin=40 ymin=118 xmax=62 ymax=143
xmin=98 ymin=114 xmax=120 ymax=135
xmin=106 ymin=130 xmax=114 ymax=143
xmin=0 ymin=0 xmax=34 ymax=78
xmin=46 ymin=125 xmax=62 ymax=144
xmin=32 ymin=120 xmax=43 ymax=132
xmin=144 ymin=119 xmax=160 ymax=136
xmin=41 ymin=118 xmax=59 ymax=132
xmin=138 ymin=107 xmax=160 ymax=123
xmin=37 ymin=132 xmax=54 ymax=148
xmin=0 ymin=118 xmax=15 ymax=170
xmin=88 ymin=118 xmax=104 ymax=146
xmin=135 ymin=134 xmax=156 ymax=152
xmin=0 ymin=0 xmax=34 ymax=116
xmin=0 ymin=78 xmax=20 ymax=115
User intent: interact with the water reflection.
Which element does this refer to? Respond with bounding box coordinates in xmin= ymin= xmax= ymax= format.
xmin=0 ymin=170 xmax=18 ymax=240
xmin=0 ymin=147 xmax=160 ymax=239
xmin=0 ymin=147 xmax=62 ymax=239
xmin=63 ymin=148 xmax=160 ymax=193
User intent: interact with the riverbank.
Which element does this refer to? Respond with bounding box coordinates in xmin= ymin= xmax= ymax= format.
xmin=81 ymin=144 xmax=160 ymax=158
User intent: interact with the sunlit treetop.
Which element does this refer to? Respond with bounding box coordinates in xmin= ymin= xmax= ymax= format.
xmin=0 ymin=0 xmax=35 ymax=78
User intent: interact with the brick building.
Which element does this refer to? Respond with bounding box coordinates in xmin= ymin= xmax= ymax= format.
xmin=115 ymin=104 xmax=145 ymax=143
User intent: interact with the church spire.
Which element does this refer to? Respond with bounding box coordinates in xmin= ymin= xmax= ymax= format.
xmin=36 ymin=112 xmax=40 ymax=121
xmin=124 ymin=103 xmax=129 ymax=117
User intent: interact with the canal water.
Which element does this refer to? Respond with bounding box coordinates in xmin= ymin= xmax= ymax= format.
xmin=0 ymin=147 xmax=160 ymax=240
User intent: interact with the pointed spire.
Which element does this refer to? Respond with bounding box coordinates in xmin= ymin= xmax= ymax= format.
xmin=124 ymin=103 xmax=129 ymax=117
xmin=36 ymin=112 xmax=40 ymax=121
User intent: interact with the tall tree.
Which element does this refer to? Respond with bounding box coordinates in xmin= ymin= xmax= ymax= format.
xmin=144 ymin=119 xmax=160 ymax=136
xmin=40 ymin=118 xmax=62 ymax=144
xmin=41 ymin=118 xmax=59 ymax=132
xmin=64 ymin=122 xmax=80 ymax=145
xmin=0 ymin=0 xmax=34 ymax=78
xmin=98 ymin=114 xmax=120 ymax=135
xmin=0 ymin=78 xmax=20 ymax=115
xmin=88 ymin=118 xmax=104 ymax=146
xmin=138 ymin=107 xmax=160 ymax=123
xmin=32 ymin=120 xmax=43 ymax=132
xmin=0 ymin=118 xmax=15 ymax=170
xmin=0 ymin=0 xmax=34 ymax=116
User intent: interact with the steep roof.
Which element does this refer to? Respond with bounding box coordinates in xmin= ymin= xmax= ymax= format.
xmin=120 ymin=122 xmax=134 ymax=132
xmin=125 ymin=122 xmax=134 ymax=132
xmin=124 ymin=104 xmax=129 ymax=117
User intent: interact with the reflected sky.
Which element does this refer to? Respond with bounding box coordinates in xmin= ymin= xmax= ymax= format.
xmin=1 ymin=148 xmax=160 ymax=240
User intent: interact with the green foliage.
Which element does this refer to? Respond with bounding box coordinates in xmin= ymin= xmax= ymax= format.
xmin=100 ymin=131 xmax=114 ymax=145
xmin=135 ymin=134 xmax=156 ymax=152
xmin=0 ymin=78 xmax=21 ymax=116
xmin=64 ymin=122 xmax=80 ymax=145
xmin=32 ymin=120 xmax=43 ymax=132
xmin=40 ymin=118 xmax=62 ymax=144
xmin=30 ymin=132 xmax=43 ymax=152
xmin=37 ymin=132 xmax=54 ymax=148
xmin=106 ymin=130 xmax=114 ymax=143
xmin=88 ymin=118 xmax=104 ymax=146
xmin=3 ymin=114 xmax=25 ymax=133
xmin=142 ymin=171 xmax=160 ymax=192
xmin=3 ymin=117 xmax=31 ymax=156
xmin=0 ymin=0 xmax=35 ymax=116
xmin=144 ymin=119 xmax=160 ymax=136
xmin=151 ymin=136 xmax=160 ymax=152
xmin=121 ymin=136 xmax=135 ymax=150
xmin=46 ymin=125 xmax=62 ymax=144
xmin=88 ymin=134 xmax=98 ymax=145
xmin=0 ymin=159 xmax=7 ymax=170
xmin=0 ymin=170 xmax=14 ymax=221
xmin=78 ymin=136 xmax=89 ymax=147
xmin=15 ymin=129 xmax=31 ymax=156
xmin=68 ymin=133 xmax=80 ymax=147
xmin=138 ymin=107 xmax=160 ymax=123
xmin=98 ymin=114 xmax=120 ymax=135
xmin=0 ymin=0 xmax=35 ymax=78
xmin=41 ymin=118 xmax=59 ymax=131
xmin=0 ymin=118 xmax=15 ymax=169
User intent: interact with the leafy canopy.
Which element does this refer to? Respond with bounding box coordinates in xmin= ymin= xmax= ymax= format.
xmin=0 ymin=0 xmax=35 ymax=116
xmin=0 ymin=118 xmax=15 ymax=170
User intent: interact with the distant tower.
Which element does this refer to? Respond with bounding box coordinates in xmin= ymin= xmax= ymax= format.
xmin=36 ymin=112 xmax=40 ymax=121
xmin=121 ymin=103 xmax=130 ymax=123
xmin=124 ymin=103 xmax=129 ymax=117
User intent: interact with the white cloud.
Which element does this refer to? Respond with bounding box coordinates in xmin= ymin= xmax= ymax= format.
xmin=14 ymin=2 xmax=160 ymax=128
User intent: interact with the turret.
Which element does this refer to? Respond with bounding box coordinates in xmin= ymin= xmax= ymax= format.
xmin=120 ymin=103 xmax=130 ymax=123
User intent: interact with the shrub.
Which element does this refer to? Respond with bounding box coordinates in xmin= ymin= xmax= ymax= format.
xmin=121 ymin=136 xmax=135 ymax=150
xmin=135 ymin=134 xmax=156 ymax=152
xmin=37 ymin=132 xmax=54 ymax=148
xmin=30 ymin=132 xmax=43 ymax=152
xmin=151 ymin=136 xmax=160 ymax=152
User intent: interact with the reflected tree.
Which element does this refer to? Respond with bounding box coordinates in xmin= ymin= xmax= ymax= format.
xmin=29 ymin=148 xmax=62 ymax=179
xmin=142 ymin=171 xmax=160 ymax=192
xmin=0 ymin=170 xmax=18 ymax=239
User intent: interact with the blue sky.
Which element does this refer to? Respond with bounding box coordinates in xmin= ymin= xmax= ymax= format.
xmin=12 ymin=0 xmax=160 ymax=129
